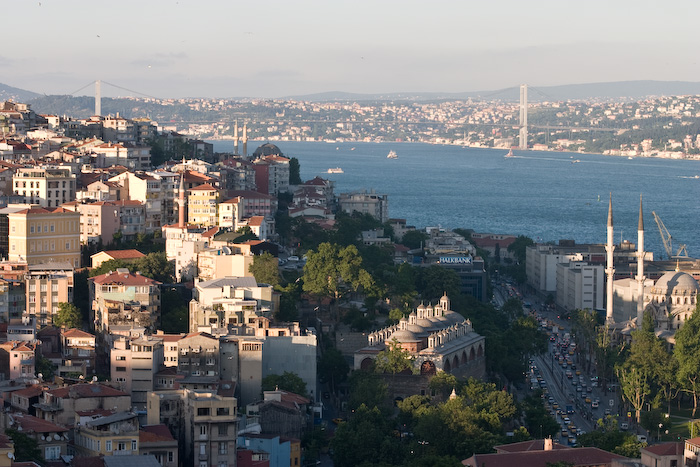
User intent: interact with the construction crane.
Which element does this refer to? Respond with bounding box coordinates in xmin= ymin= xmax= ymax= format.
xmin=651 ymin=211 xmax=689 ymax=259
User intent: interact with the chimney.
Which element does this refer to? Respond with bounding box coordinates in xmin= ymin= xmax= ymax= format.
xmin=544 ymin=437 xmax=553 ymax=451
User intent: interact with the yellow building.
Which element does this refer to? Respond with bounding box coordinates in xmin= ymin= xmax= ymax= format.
xmin=73 ymin=412 xmax=140 ymax=457
xmin=8 ymin=207 xmax=81 ymax=268
xmin=187 ymin=183 xmax=220 ymax=227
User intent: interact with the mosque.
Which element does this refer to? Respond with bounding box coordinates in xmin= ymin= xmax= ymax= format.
xmin=605 ymin=195 xmax=699 ymax=343
xmin=353 ymin=294 xmax=486 ymax=378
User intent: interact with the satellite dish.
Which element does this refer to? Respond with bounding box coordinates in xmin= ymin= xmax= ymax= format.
xmin=7 ymin=452 xmax=14 ymax=459
xmin=54 ymin=434 xmax=60 ymax=440
xmin=40 ymin=435 xmax=45 ymax=440
xmin=92 ymin=376 xmax=98 ymax=382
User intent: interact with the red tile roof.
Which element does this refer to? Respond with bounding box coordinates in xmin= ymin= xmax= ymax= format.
xmin=189 ymin=183 xmax=218 ymax=191
xmin=47 ymin=383 xmax=128 ymax=399
xmin=11 ymin=385 xmax=44 ymax=398
xmin=140 ymin=424 xmax=175 ymax=443
xmin=90 ymin=270 xmax=161 ymax=286
xmin=10 ymin=413 xmax=69 ymax=433
xmin=97 ymin=249 xmax=146 ymax=260
xmin=462 ymin=447 xmax=625 ymax=467
xmin=641 ymin=442 xmax=683 ymax=456
xmin=62 ymin=328 xmax=95 ymax=338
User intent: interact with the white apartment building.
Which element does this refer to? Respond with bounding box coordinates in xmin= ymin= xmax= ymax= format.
xmin=555 ymin=261 xmax=605 ymax=312
xmin=13 ymin=167 xmax=76 ymax=208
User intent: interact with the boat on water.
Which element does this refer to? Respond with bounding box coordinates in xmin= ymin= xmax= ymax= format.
xmin=387 ymin=150 xmax=398 ymax=159
xmin=504 ymin=148 xmax=514 ymax=158
xmin=327 ymin=167 xmax=344 ymax=174
xmin=571 ymin=159 xmax=581 ymax=164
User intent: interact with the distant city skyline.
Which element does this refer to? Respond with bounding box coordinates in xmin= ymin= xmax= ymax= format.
xmin=4 ymin=0 xmax=700 ymax=99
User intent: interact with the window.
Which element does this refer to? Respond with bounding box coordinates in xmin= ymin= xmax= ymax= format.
xmin=117 ymin=442 xmax=126 ymax=451
xmin=199 ymin=426 xmax=207 ymax=435
xmin=219 ymin=442 xmax=227 ymax=454
xmin=218 ymin=425 xmax=228 ymax=436
xmin=45 ymin=446 xmax=61 ymax=460
xmin=168 ymin=451 xmax=174 ymax=463
xmin=132 ymin=440 xmax=137 ymax=451
xmin=106 ymin=440 xmax=112 ymax=451
xmin=116 ymin=366 xmax=126 ymax=372
xmin=197 ymin=407 xmax=210 ymax=416
xmin=216 ymin=407 xmax=229 ymax=416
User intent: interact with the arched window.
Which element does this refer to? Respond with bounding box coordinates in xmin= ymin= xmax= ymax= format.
xmin=420 ymin=360 xmax=436 ymax=376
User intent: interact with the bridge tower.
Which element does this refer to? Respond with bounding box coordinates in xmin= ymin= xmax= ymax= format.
xmin=519 ymin=84 xmax=527 ymax=150
xmin=95 ymin=80 xmax=101 ymax=117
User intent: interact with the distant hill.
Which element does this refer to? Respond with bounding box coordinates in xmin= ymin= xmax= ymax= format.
xmin=3 ymin=80 xmax=700 ymax=118
xmin=0 ymin=82 xmax=41 ymax=102
xmin=286 ymin=81 xmax=700 ymax=102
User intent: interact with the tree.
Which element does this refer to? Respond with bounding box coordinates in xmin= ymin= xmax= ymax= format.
xmin=261 ymin=371 xmax=308 ymax=397
xmin=54 ymin=302 xmax=82 ymax=329
xmin=302 ymin=243 xmax=375 ymax=302
xmin=248 ymin=252 xmax=279 ymax=286
xmin=507 ymin=235 xmax=534 ymax=264
xmin=374 ymin=338 xmax=415 ymax=375
xmin=289 ymin=157 xmax=302 ymax=185
xmin=160 ymin=288 xmax=189 ymax=333
xmin=5 ymin=429 xmax=43 ymax=464
xmin=674 ymin=310 xmax=700 ymax=417
xmin=330 ymin=404 xmax=394 ymax=467
xmin=401 ymin=230 xmax=429 ymax=250
xmin=617 ymin=365 xmax=649 ymax=424
xmin=318 ymin=347 xmax=350 ymax=391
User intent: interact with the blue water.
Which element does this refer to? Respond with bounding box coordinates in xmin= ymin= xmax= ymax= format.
xmin=209 ymin=140 xmax=700 ymax=260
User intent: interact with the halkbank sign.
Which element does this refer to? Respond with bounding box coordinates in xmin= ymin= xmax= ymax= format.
xmin=439 ymin=256 xmax=472 ymax=264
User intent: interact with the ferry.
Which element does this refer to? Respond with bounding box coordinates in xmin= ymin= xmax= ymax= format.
xmin=327 ymin=167 xmax=344 ymax=174
xmin=387 ymin=150 xmax=398 ymax=159
xmin=504 ymin=148 xmax=514 ymax=158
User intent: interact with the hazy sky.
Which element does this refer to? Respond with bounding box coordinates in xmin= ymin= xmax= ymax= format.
xmin=3 ymin=0 xmax=699 ymax=98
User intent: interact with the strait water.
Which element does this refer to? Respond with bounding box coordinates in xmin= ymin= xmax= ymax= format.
xmin=210 ymin=140 xmax=700 ymax=260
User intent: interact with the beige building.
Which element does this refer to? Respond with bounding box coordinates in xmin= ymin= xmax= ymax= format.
xmin=177 ymin=332 xmax=220 ymax=378
xmin=109 ymin=172 xmax=163 ymax=232
xmin=90 ymin=249 xmax=145 ymax=269
xmin=0 ymin=341 xmax=36 ymax=380
xmin=111 ymin=335 xmax=164 ymax=410
xmin=61 ymin=328 xmax=96 ymax=376
xmin=196 ymin=247 xmax=255 ymax=282
xmin=217 ymin=196 xmax=244 ymax=229
xmin=146 ymin=388 xmax=238 ymax=467
xmin=92 ymin=142 xmax=151 ymax=170
xmin=73 ymin=411 xmax=140 ymax=457
xmin=64 ymin=200 xmax=121 ymax=245
xmin=338 ymin=189 xmax=389 ymax=222
xmin=13 ymin=166 xmax=76 ymax=208
xmin=8 ymin=207 xmax=81 ymax=267
xmin=25 ymin=262 xmax=74 ymax=327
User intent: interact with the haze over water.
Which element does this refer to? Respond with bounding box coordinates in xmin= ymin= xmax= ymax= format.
xmin=210 ymin=141 xmax=700 ymax=260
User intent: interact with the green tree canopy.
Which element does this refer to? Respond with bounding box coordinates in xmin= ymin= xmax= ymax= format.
xmin=5 ymin=429 xmax=43 ymax=464
xmin=261 ymin=371 xmax=308 ymax=397
xmin=302 ymin=243 xmax=375 ymax=301
xmin=374 ymin=338 xmax=415 ymax=375
xmin=54 ymin=302 xmax=82 ymax=329
xmin=248 ymin=252 xmax=280 ymax=286
xmin=400 ymin=230 xmax=429 ymax=250
xmin=507 ymin=235 xmax=534 ymax=264
xmin=674 ymin=309 xmax=700 ymax=417
xmin=89 ymin=252 xmax=174 ymax=283
xmin=289 ymin=157 xmax=302 ymax=185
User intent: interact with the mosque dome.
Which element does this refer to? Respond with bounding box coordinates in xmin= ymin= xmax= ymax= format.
xmin=391 ymin=329 xmax=420 ymax=343
xmin=652 ymin=271 xmax=699 ymax=296
xmin=252 ymin=143 xmax=284 ymax=157
xmin=443 ymin=310 xmax=466 ymax=324
xmin=406 ymin=323 xmax=427 ymax=335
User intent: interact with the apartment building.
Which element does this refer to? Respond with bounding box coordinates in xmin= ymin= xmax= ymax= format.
xmin=8 ymin=207 xmax=81 ymax=267
xmin=111 ymin=335 xmax=164 ymax=410
xmin=555 ymin=261 xmax=605 ymax=312
xmin=109 ymin=172 xmax=163 ymax=232
xmin=13 ymin=167 xmax=76 ymax=208
xmin=92 ymin=142 xmax=151 ymax=170
xmin=146 ymin=388 xmax=238 ymax=467
xmin=187 ymin=183 xmax=220 ymax=227
xmin=34 ymin=383 xmax=131 ymax=427
xmin=73 ymin=411 xmax=140 ymax=457
xmin=338 ymin=189 xmax=389 ymax=222
xmin=60 ymin=328 xmax=96 ymax=376
xmin=89 ymin=269 xmax=161 ymax=334
xmin=25 ymin=262 xmax=73 ymax=327
xmin=0 ymin=341 xmax=36 ymax=380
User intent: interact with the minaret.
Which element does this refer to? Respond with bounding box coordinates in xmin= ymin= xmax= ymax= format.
xmin=635 ymin=195 xmax=646 ymax=326
xmin=178 ymin=171 xmax=186 ymax=228
xmin=605 ymin=193 xmax=615 ymax=323
xmin=242 ymin=123 xmax=248 ymax=157
xmin=233 ymin=120 xmax=239 ymax=155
